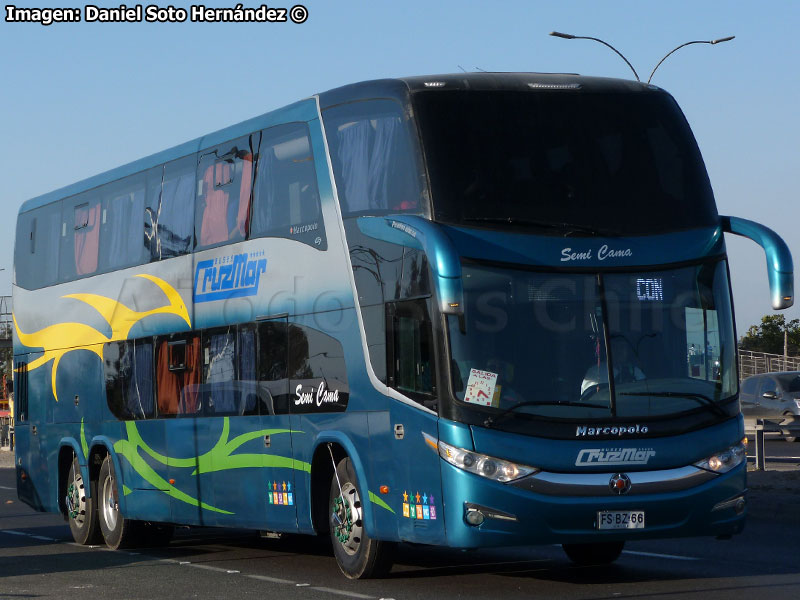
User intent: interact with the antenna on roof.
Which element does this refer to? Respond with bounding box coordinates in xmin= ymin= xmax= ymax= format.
xmin=474 ymin=66 xmax=487 ymax=72
xmin=458 ymin=65 xmax=467 ymax=73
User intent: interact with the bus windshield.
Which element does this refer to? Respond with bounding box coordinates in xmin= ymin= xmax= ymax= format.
xmin=413 ymin=89 xmax=717 ymax=235
xmin=447 ymin=260 xmax=737 ymax=422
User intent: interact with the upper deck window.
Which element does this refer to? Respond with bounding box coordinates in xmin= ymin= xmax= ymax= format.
xmin=15 ymin=204 xmax=61 ymax=289
xmin=413 ymin=89 xmax=717 ymax=235
xmin=146 ymin=158 xmax=195 ymax=261
xmin=251 ymin=122 xmax=326 ymax=250
xmin=59 ymin=193 xmax=101 ymax=280
xmin=323 ymin=99 xmax=428 ymax=218
xmin=195 ymin=135 xmax=254 ymax=250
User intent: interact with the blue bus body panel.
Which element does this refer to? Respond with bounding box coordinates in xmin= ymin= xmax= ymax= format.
xmin=469 ymin=416 xmax=744 ymax=472
xmin=440 ymin=225 xmax=726 ymax=269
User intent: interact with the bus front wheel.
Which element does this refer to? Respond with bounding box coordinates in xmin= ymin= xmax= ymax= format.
xmin=98 ymin=455 xmax=140 ymax=549
xmin=328 ymin=457 xmax=394 ymax=579
xmin=562 ymin=541 xmax=625 ymax=565
xmin=65 ymin=457 xmax=102 ymax=545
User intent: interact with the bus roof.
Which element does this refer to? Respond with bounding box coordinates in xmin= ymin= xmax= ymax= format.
xmin=19 ymin=72 xmax=654 ymax=215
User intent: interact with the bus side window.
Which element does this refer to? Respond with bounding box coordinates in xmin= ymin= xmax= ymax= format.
xmin=104 ymin=340 xmax=155 ymax=420
xmin=156 ymin=335 xmax=201 ymax=417
xmin=146 ymin=158 xmax=195 ymax=261
xmin=238 ymin=324 xmax=259 ymax=416
xmin=322 ymin=99 xmax=425 ymax=216
xmin=15 ymin=203 xmax=61 ymax=289
xmin=14 ymin=360 xmax=28 ymax=423
xmin=60 ymin=192 xmax=101 ymax=281
xmin=288 ymin=323 xmax=349 ymax=413
xmin=251 ymin=123 xmax=326 ymax=250
xmin=257 ymin=318 xmax=289 ymax=415
xmin=386 ymin=299 xmax=436 ymax=406
xmin=202 ymin=327 xmax=237 ymax=416
xmin=195 ymin=135 xmax=254 ymax=249
xmin=99 ymin=173 xmax=147 ymax=271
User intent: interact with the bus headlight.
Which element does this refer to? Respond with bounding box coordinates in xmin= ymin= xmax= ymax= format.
xmin=438 ymin=440 xmax=538 ymax=482
xmin=693 ymin=439 xmax=747 ymax=474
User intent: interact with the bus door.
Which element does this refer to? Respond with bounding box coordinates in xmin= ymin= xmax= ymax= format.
xmin=254 ymin=317 xmax=297 ymax=532
xmin=201 ymin=322 xmax=294 ymax=530
xmin=157 ymin=334 xmax=216 ymax=525
xmin=386 ymin=299 xmax=445 ymax=544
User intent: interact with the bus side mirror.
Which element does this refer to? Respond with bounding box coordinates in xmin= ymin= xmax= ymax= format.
xmin=721 ymin=216 xmax=794 ymax=310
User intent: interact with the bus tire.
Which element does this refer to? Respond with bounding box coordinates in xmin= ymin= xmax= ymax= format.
xmin=328 ymin=457 xmax=394 ymax=579
xmin=562 ymin=541 xmax=625 ymax=565
xmin=65 ymin=457 xmax=102 ymax=545
xmin=97 ymin=455 xmax=141 ymax=549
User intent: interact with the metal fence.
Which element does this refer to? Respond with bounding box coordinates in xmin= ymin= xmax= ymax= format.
xmin=739 ymin=349 xmax=800 ymax=380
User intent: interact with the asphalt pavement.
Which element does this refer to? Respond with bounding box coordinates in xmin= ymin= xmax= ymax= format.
xmin=2 ymin=442 xmax=799 ymax=599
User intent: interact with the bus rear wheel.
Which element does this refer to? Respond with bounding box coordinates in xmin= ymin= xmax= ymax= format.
xmin=328 ymin=457 xmax=394 ymax=579
xmin=562 ymin=541 xmax=625 ymax=565
xmin=66 ymin=457 xmax=102 ymax=545
xmin=98 ymin=455 xmax=141 ymax=549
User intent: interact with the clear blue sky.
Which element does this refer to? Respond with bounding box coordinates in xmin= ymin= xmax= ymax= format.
xmin=1 ymin=0 xmax=798 ymax=335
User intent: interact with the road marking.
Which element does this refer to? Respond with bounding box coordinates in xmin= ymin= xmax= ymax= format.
xmin=0 ymin=485 xmax=16 ymax=490
xmin=246 ymin=575 xmax=296 ymax=584
xmin=186 ymin=563 xmax=240 ymax=574
xmin=1 ymin=530 xmax=28 ymax=536
xmin=309 ymin=586 xmax=375 ymax=599
xmin=30 ymin=535 xmax=56 ymax=541
xmin=622 ymin=550 xmax=698 ymax=561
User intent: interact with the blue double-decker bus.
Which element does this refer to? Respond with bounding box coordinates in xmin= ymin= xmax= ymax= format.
xmin=12 ymin=73 xmax=793 ymax=578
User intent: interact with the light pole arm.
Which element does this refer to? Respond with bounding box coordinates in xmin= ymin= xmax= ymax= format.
xmin=648 ymin=36 xmax=735 ymax=84
xmin=550 ymin=31 xmax=639 ymax=81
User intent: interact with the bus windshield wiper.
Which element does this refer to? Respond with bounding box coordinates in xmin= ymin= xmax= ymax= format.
xmin=618 ymin=391 xmax=727 ymax=417
xmin=483 ymin=399 xmax=608 ymax=428
xmin=462 ymin=216 xmax=616 ymax=237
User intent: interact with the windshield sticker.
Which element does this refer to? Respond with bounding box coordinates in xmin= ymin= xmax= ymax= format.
xmin=576 ymin=447 xmax=656 ymax=466
xmin=464 ymin=369 xmax=498 ymax=407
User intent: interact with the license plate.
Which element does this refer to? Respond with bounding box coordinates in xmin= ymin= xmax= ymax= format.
xmin=597 ymin=510 xmax=645 ymax=530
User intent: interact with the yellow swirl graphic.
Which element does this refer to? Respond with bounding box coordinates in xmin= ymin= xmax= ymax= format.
xmin=14 ymin=274 xmax=191 ymax=402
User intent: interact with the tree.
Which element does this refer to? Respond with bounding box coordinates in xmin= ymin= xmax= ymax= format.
xmin=739 ymin=314 xmax=800 ymax=355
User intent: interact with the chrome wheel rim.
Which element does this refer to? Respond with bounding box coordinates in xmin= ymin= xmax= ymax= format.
xmin=101 ymin=472 xmax=118 ymax=532
xmin=332 ymin=482 xmax=363 ymax=556
xmin=66 ymin=469 xmax=86 ymax=526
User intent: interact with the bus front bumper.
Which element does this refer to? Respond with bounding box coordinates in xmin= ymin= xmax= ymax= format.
xmin=440 ymin=460 xmax=747 ymax=548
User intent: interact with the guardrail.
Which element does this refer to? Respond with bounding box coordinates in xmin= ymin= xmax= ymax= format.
xmin=745 ymin=418 xmax=800 ymax=470
xmin=740 ymin=349 xmax=800 ymax=380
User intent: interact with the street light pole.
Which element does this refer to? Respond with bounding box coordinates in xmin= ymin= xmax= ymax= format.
xmin=548 ymin=32 xmax=735 ymax=85
xmin=549 ymin=31 xmax=640 ymax=81
xmin=785 ymin=325 xmax=789 ymax=371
